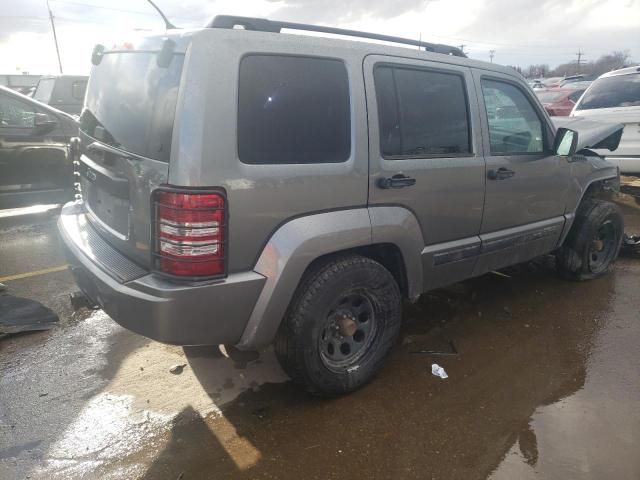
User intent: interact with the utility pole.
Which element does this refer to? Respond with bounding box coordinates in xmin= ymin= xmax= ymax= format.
xmin=458 ymin=44 xmax=466 ymax=55
xmin=46 ymin=0 xmax=63 ymax=74
xmin=418 ymin=32 xmax=422 ymax=51
xmin=489 ymin=50 xmax=495 ymax=63
xmin=575 ymin=49 xmax=584 ymax=74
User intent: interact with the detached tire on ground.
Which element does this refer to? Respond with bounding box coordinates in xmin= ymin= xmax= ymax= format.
xmin=275 ymin=255 xmax=402 ymax=396
xmin=557 ymin=198 xmax=624 ymax=280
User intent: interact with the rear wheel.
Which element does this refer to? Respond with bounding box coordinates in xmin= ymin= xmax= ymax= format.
xmin=556 ymin=198 xmax=624 ymax=280
xmin=275 ymin=255 xmax=402 ymax=396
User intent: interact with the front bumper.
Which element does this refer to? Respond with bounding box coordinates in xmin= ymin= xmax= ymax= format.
xmin=57 ymin=202 xmax=266 ymax=345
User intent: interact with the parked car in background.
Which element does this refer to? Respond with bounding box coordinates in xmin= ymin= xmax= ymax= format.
xmin=543 ymin=76 xmax=564 ymax=88
xmin=536 ymin=87 xmax=587 ymax=116
xmin=0 ymin=85 xmax=78 ymax=209
xmin=0 ymin=74 xmax=41 ymax=96
xmin=528 ymin=79 xmax=545 ymax=89
xmin=33 ymin=75 xmax=88 ymax=116
xmin=59 ymin=16 xmax=625 ymax=396
xmin=558 ymin=74 xmax=596 ymax=87
xmin=572 ymin=66 xmax=640 ymax=173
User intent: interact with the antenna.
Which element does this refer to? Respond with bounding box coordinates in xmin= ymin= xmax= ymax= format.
xmin=145 ymin=0 xmax=177 ymax=30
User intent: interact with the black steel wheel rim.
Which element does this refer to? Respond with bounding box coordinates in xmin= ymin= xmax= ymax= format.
xmin=319 ymin=291 xmax=378 ymax=370
xmin=588 ymin=220 xmax=617 ymax=273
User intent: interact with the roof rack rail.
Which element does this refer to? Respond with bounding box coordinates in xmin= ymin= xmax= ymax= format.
xmin=207 ymin=15 xmax=466 ymax=58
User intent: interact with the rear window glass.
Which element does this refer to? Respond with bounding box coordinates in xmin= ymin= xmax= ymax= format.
xmin=374 ymin=66 xmax=471 ymax=158
xmin=576 ymin=73 xmax=640 ymax=110
xmin=80 ymin=52 xmax=184 ymax=162
xmin=238 ymin=55 xmax=351 ymax=165
xmin=34 ymin=78 xmax=55 ymax=104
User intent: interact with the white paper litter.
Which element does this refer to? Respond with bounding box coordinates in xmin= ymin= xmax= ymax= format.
xmin=431 ymin=363 xmax=448 ymax=379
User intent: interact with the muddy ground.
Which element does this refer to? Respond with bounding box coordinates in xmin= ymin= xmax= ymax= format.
xmin=1 ymin=202 xmax=639 ymax=480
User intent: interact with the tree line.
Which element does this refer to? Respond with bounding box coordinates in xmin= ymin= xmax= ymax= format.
xmin=507 ymin=50 xmax=633 ymax=79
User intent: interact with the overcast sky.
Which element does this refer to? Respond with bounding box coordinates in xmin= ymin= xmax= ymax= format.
xmin=0 ymin=0 xmax=638 ymax=74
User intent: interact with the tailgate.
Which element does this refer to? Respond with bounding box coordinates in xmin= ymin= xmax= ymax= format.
xmin=78 ymin=39 xmax=185 ymax=267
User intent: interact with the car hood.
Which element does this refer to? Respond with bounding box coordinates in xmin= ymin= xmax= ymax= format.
xmin=552 ymin=117 xmax=624 ymax=152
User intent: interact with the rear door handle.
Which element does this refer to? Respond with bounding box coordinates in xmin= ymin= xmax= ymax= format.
xmin=488 ymin=167 xmax=515 ymax=180
xmin=377 ymin=174 xmax=416 ymax=189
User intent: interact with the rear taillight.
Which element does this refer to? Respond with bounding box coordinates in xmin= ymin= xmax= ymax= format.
xmin=153 ymin=189 xmax=226 ymax=279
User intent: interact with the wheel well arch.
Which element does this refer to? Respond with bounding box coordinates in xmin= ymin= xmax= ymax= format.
xmin=303 ymin=243 xmax=409 ymax=298
xmin=560 ymin=175 xmax=619 ymax=246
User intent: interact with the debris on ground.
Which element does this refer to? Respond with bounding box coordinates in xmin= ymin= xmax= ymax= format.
xmin=431 ymin=364 xmax=448 ymax=379
xmin=0 ymin=295 xmax=58 ymax=335
xmin=621 ymin=234 xmax=640 ymax=256
xmin=491 ymin=270 xmax=512 ymax=279
xmin=169 ymin=364 xmax=187 ymax=375
xmin=0 ymin=282 xmax=7 ymax=292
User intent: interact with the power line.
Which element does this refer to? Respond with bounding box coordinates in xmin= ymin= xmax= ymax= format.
xmin=576 ymin=49 xmax=585 ymax=73
xmin=46 ymin=0 xmax=63 ymax=74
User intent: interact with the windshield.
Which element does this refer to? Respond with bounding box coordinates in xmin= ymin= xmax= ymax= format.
xmin=80 ymin=51 xmax=184 ymax=162
xmin=576 ymin=73 xmax=640 ymax=110
xmin=536 ymin=91 xmax=566 ymax=103
xmin=33 ymin=78 xmax=55 ymax=103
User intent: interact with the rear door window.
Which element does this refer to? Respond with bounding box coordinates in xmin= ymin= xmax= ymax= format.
xmin=374 ymin=66 xmax=471 ymax=158
xmin=238 ymin=55 xmax=351 ymax=165
xmin=576 ymin=73 xmax=640 ymax=110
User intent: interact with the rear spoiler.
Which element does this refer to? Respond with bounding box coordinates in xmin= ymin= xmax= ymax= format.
xmin=91 ymin=38 xmax=177 ymax=68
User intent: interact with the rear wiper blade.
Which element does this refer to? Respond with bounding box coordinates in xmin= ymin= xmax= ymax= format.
xmin=87 ymin=141 xmax=138 ymax=161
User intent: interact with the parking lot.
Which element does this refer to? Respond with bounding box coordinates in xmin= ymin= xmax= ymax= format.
xmin=0 ymin=202 xmax=638 ymax=480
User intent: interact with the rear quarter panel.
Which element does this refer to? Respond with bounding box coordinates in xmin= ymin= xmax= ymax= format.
xmin=169 ymin=30 xmax=370 ymax=274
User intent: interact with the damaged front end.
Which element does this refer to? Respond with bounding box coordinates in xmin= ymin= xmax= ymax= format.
xmin=552 ymin=116 xmax=624 ymax=158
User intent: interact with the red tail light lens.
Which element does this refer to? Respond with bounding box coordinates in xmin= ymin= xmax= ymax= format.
xmin=153 ymin=189 xmax=226 ymax=279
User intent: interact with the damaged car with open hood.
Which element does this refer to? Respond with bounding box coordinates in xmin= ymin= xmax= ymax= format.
xmin=58 ymin=17 xmax=626 ymax=395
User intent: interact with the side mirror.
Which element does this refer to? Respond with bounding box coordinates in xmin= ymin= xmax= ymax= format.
xmin=554 ymin=128 xmax=578 ymax=157
xmin=34 ymin=112 xmax=58 ymax=134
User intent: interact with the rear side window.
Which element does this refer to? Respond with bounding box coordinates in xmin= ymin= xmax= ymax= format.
xmin=72 ymin=81 xmax=87 ymax=101
xmin=238 ymin=55 xmax=350 ymax=164
xmin=576 ymin=73 xmax=640 ymax=110
xmin=374 ymin=66 xmax=471 ymax=158
xmin=34 ymin=78 xmax=55 ymax=104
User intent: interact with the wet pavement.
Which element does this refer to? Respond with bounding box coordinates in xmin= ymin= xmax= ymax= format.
xmin=1 ymin=202 xmax=639 ymax=480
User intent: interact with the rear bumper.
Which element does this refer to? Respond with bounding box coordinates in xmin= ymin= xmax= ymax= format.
xmin=57 ymin=201 xmax=266 ymax=345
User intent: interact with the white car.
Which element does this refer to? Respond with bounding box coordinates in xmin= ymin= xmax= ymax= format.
xmin=572 ymin=66 xmax=640 ymax=173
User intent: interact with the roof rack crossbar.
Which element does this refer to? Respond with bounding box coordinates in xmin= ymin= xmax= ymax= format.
xmin=207 ymin=15 xmax=466 ymax=57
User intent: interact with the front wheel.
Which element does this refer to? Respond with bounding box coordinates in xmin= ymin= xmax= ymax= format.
xmin=556 ymin=198 xmax=624 ymax=280
xmin=275 ymin=255 xmax=402 ymax=396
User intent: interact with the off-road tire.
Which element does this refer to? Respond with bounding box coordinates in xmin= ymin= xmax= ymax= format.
xmin=556 ymin=198 xmax=624 ymax=280
xmin=274 ymin=255 xmax=402 ymax=396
